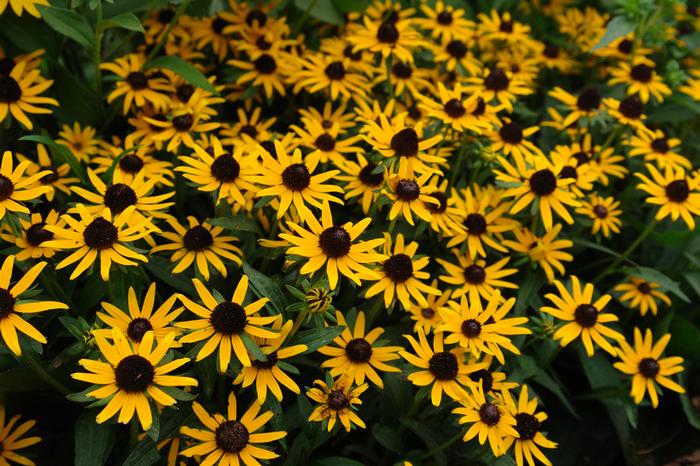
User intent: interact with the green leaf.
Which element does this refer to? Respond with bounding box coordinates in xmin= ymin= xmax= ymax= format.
xmin=574 ymin=239 xmax=624 ymax=259
xmin=332 ymin=0 xmax=368 ymax=13
xmin=38 ymin=5 xmax=95 ymax=50
xmin=292 ymin=326 xmax=344 ymax=353
xmin=144 ymin=256 xmax=195 ymax=295
xmin=372 ymin=424 xmax=403 ymax=454
xmin=295 ymin=0 xmax=344 ymax=25
xmin=591 ymin=16 xmax=635 ymax=51
xmin=667 ymin=315 xmax=700 ymax=359
xmin=241 ymin=333 xmax=266 ymax=362
xmin=242 ymin=262 xmax=287 ymax=313
xmin=144 ymin=56 xmax=217 ymax=94
xmin=208 ymin=216 xmax=261 ymax=234
xmin=19 ymin=135 xmax=89 ymax=185
xmin=622 ymin=266 xmax=690 ymax=303
xmin=100 ymin=12 xmax=145 ymax=33
xmin=75 ymin=410 xmax=116 ymax=466
xmin=313 ymin=458 xmax=364 ymax=466
xmin=0 ymin=367 xmax=50 ymax=392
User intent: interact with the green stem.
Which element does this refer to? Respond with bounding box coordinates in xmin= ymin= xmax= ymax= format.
xmin=146 ymin=0 xmax=190 ymax=61
xmin=21 ymin=352 xmax=69 ymax=395
xmin=130 ymin=417 xmax=139 ymax=449
xmin=593 ymin=219 xmax=658 ymax=283
xmin=418 ymin=429 xmax=463 ymax=461
xmin=292 ymin=0 xmax=319 ymax=37
xmin=94 ymin=0 xmax=104 ymax=119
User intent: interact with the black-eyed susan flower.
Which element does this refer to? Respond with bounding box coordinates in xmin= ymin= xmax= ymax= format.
xmin=365 ymin=233 xmax=439 ymax=309
xmin=220 ymin=104 xmax=277 ymax=147
xmin=576 ymin=195 xmax=622 ymax=237
xmin=376 ymin=60 xmax=433 ymax=98
xmin=145 ymin=96 xmax=220 ymax=152
xmin=541 ymin=276 xmax=624 ymax=357
xmin=336 ymin=153 xmax=385 ymax=214
xmin=400 ymin=328 xmax=479 ymax=406
xmin=291 ymin=119 xmax=363 ymax=165
xmin=467 ymin=354 xmax=518 ymax=394
xmin=614 ymin=328 xmax=685 ymax=408
xmin=462 ymin=67 xmax=532 ymax=113
xmin=289 ymin=54 xmax=369 ymax=101
xmin=180 ymin=391 xmax=287 ymax=465
xmin=538 ymin=41 xmax=579 ymax=73
xmin=0 ymin=405 xmax=41 ymax=466
xmin=95 ymin=283 xmax=183 ymax=346
xmin=252 ymin=141 xmax=343 ymax=221
xmin=72 ymin=329 xmax=197 ymax=430
xmin=437 ymin=250 xmax=517 ymax=302
xmin=349 ymin=17 xmax=425 ymax=64
xmin=44 ymin=205 xmax=151 ymax=280
xmin=489 ymin=119 xmax=544 ymax=166
xmin=608 ymin=59 xmax=671 ymax=103
xmin=0 ymin=150 xmax=51 ymax=219
xmin=298 ymin=101 xmax=356 ymax=135
xmin=627 ymin=128 xmax=690 ymax=170
xmin=555 ymin=7 xmax=608 ymax=52
xmin=478 ymin=9 xmax=532 ymax=45
xmin=603 ymin=95 xmax=646 ymax=131
xmin=549 ymin=86 xmax=603 ymax=127
xmin=416 ymin=1 xmax=474 ymax=41
xmin=418 ymin=82 xmax=485 ymax=133
xmin=307 ymin=375 xmax=368 ymax=432
xmin=176 ymin=136 xmax=256 ymax=206
xmin=0 ymin=0 xmax=48 ymax=17
xmin=233 ymin=317 xmax=306 ymax=403
xmin=92 ymin=143 xmax=174 ymax=186
xmin=502 ymin=385 xmax=558 ymax=466
xmin=101 ymin=54 xmax=172 ymax=114
xmin=177 ymin=276 xmax=278 ymax=371
xmin=187 ymin=12 xmax=234 ymax=61
xmin=453 ymin=385 xmax=519 ymax=457
xmin=386 ymin=172 xmax=440 ymax=225
xmin=318 ymin=311 xmax=401 ymax=388
xmin=56 ymin=122 xmax=98 ymax=162
xmin=0 ymin=60 xmax=57 ymax=129
xmin=614 ymin=277 xmax=671 ymax=317
xmin=432 ymin=38 xmax=481 ymax=75
xmin=636 ymin=163 xmax=700 ymax=229
xmin=364 ymin=113 xmax=443 ymax=177
xmin=279 ymin=201 xmax=385 ymax=289
xmin=0 ymin=210 xmax=61 ymax=261
xmin=0 ymin=256 xmax=68 ymax=355
xmin=446 ymin=185 xmax=518 ymax=257
xmin=495 ymin=156 xmax=580 ymax=231
xmin=228 ymin=51 xmax=290 ymax=98
xmin=151 ymin=217 xmax=242 ymax=281
xmin=19 ymin=143 xmax=78 ymax=202
xmin=407 ymin=280 xmax=449 ymax=334
xmin=502 ymin=225 xmax=573 ymax=284
xmin=438 ymin=292 xmax=530 ymax=364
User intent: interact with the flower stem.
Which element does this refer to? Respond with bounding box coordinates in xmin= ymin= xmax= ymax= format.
xmin=594 ymin=218 xmax=658 ymax=283
xmin=21 ymin=352 xmax=69 ymax=396
xmin=94 ymin=0 xmax=104 ymax=119
xmin=418 ymin=429 xmax=463 ymax=461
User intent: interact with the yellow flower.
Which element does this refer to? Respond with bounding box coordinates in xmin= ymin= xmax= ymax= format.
xmin=385 ymin=172 xmax=440 ymax=225
xmin=636 ymin=163 xmax=700 ymax=229
xmin=614 ymin=277 xmax=671 ymax=317
xmin=56 ymin=122 xmax=99 ymax=162
xmin=348 ymin=16 xmax=425 ymax=64
xmin=614 ymin=328 xmax=685 ymax=408
xmin=0 ymin=60 xmax=57 ymax=129
xmin=575 ymin=195 xmax=622 ymax=237
xmin=307 ymin=375 xmax=368 ymax=432
xmin=318 ymin=311 xmax=401 ymax=388
xmin=0 ymin=256 xmax=68 ymax=355
xmin=100 ymin=54 xmax=172 ymax=114
xmin=0 ymin=150 xmax=51 ymax=219
xmin=0 ymin=210 xmax=62 ymax=261
xmin=72 ymin=328 xmax=197 ymax=430
xmin=626 ymin=128 xmax=690 ymax=170
xmin=437 ymin=250 xmax=518 ymax=302
xmin=0 ymin=0 xmax=49 ymax=17
xmin=608 ymin=59 xmax=671 ymax=103
xmin=180 ymin=391 xmax=287 ymax=465
xmin=0 ymin=405 xmax=41 ymax=466
xmin=502 ymin=225 xmax=573 ymax=283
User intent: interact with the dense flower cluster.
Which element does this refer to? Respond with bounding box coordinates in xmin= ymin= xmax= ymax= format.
xmin=0 ymin=0 xmax=698 ymax=465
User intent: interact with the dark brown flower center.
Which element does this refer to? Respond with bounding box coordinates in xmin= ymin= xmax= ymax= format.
xmin=499 ymin=122 xmax=523 ymax=144
xmin=176 ymin=84 xmax=195 ymax=103
xmin=515 ymin=413 xmax=541 ymax=440
xmin=429 ymin=351 xmax=458 ymax=380
xmin=437 ymin=10 xmax=453 ymax=25
xmin=0 ymin=74 xmax=23 ymax=105
xmin=183 ymin=225 xmax=214 ymax=251
xmin=426 ymin=191 xmax=447 ymax=213
xmin=395 ymin=179 xmax=420 ymax=201
xmin=172 ymin=114 xmax=194 ymax=131
xmin=119 ymin=154 xmax=144 ymax=174
xmin=543 ymin=42 xmax=559 ymax=58
xmin=464 ymin=265 xmax=486 ymax=284
xmin=572 ymin=151 xmax=590 ymax=166
xmin=469 ymin=369 xmax=493 ymax=392
xmin=479 ymin=403 xmax=500 ymax=425
xmin=577 ymin=87 xmax=601 ymax=111
xmin=114 ymin=355 xmax=155 ymax=392
xmin=0 ymin=288 xmax=15 ymax=319
xmin=421 ymin=307 xmax=436 ymax=319
xmin=281 ymin=163 xmax=311 ymax=191
xmin=0 ymin=174 xmax=14 ymax=201
xmin=390 ymin=128 xmax=419 ymax=157
xmin=377 ymin=21 xmax=399 ymax=43
xmin=126 ymin=318 xmax=153 ymax=343
xmin=254 ymin=54 xmax=276 ymax=74
xmin=464 ymin=213 xmax=487 ymax=235
xmin=593 ymin=205 xmax=608 ymax=218
xmin=327 ymin=389 xmax=350 ymax=410
xmin=617 ymin=39 xmax=632 ymax=54
xmin=212 ymin=16 xmax=227 ymax=34
xmin=444 ymin=99 xmax=466 ymax=118
xmin=358 ymin=163 xmax=384 ymax=187
xmin=618 ymin=95 xmax=643 ymax=119
xmin=345 ymin=338 xmax=373 ymax=363
xmin=239 ymin=125 xmax=257 ymax=138
xmin=637 ymin=281 xmax=651 ymax=294
xmin=211 ymin=154 xmax=240 ymax=182
xmin=343 ymin=45 xmax=362 ymax=61
xmin=215 ymin=421 xmax=249 ymax=453
xmin=630 ymin=64 xmax=653 ymax=83
xmin=157 ymin=8 xmax=175 ymax=24
xmin=245 ymin=9 xmax=267 ymax=27
xmin=126 ymin=72 xmax=148 ymax=90
xmin=324 ymin=61 xmax=346 ymax=80
xmin=83 ymin=218 xmax=118 ymax=250
xmin=529 ymin=169 xmax=557 ymax=196
xmin=408 ymin=106 xmax=422 ymax=120
xmin=26 ymin=223 xmax=53 ymax=246
xmin=314 ymin=134 xmax=336 ymax=152
xmin=446 ymin=40 xmax=467 ymax=59
xmin=650 ymin=137 xmax=669 ymax=153
xmin=638 ymin=357 xmax=660 ymax=378
xmin=103 ymin=183 xmax=137 ymax=214
xmin=573 ymin=304 xmax=598 ymax=328
xmin=484 ymin=68 xmax=509 ymax=92
xmin=251 ymin=350 xmax=278 ymax=369
xmin=0 ymin=57 xmax=15 ymax=75
xmin=461 ymin=319 xmax=481 ymax=337
xmin=318 ymin=226 xmax=351 ymax=258
xmin=666 ymin=179 xmax=689 ymax=202
xmin=383 ymin=253 xmax=413 ymax=283
xmin=210 ymin=301 xmax=247 ymax=335
xmin=472 ymin=97 xmax=486 ymax=116
xmin=559 ymin=166 xmax=578 ymax=180
xmin=255 ymin=36 xmax=271 ymax=51
xmin=392 ymin=62 xmax=413 ymax=79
